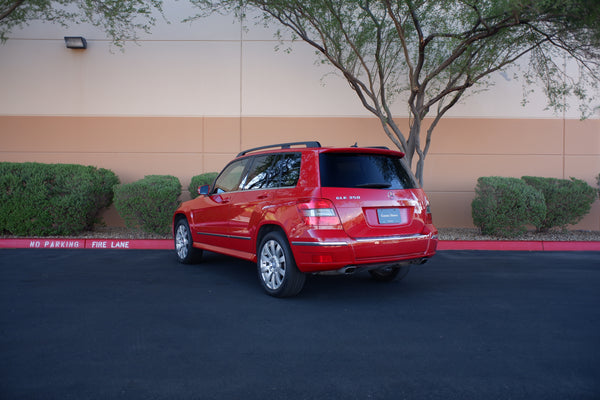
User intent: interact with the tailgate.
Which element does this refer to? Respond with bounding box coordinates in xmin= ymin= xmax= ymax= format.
xmin=321 ymin=187 xmax=426 ymax=239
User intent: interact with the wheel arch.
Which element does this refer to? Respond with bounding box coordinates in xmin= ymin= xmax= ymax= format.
xmin=255 ymin=223 xmax=287 ymax=254
xmin=173 ymin=212 xmax=188 ymax=235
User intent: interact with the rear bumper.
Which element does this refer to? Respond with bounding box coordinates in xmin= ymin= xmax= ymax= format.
xmin=291 ymin=231 xmax=438 ymax=273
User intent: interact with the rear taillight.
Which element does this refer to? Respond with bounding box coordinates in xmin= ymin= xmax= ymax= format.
xmin=297 ymin=199 xmax=342 ymax=229
xmin=425 ymin=203 xmax=433 ymax=225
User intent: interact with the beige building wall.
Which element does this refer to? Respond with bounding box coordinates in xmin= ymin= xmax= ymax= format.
xmin=1 ymin=3 xmax=599 ymax=230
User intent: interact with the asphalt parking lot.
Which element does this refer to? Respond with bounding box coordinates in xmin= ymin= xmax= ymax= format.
xmin=1 ymin=249 xmax=599 ymax=399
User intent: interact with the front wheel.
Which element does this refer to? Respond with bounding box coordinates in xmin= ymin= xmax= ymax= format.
xmin=257 ymin=231 xmax=306 ymax=297
xmin=369 ymin=265 xmax=410 ymax=282
xmin=174 ymin=219 xmax=202 ymax=264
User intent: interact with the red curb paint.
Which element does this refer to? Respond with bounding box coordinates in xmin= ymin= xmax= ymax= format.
xmin=0 ymin=238 xmax=597 ymax=251
xmin=542 ymin=241 xmax=600 ymax=252
xmin=438 ymin=240 xmax=600 ymax=251
xmin=0 ymin=238 xmax=173 ymax=250
xmin=437 ymin=241 xmax=544 ymax=251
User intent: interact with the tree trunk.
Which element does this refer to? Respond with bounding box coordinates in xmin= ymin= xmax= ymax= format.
xmin=406 ymin=115 xmax=426 ymax=187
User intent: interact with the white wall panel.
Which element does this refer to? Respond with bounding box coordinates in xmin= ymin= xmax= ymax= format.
xmin=241 ymin=8 xmax=294 ymax=41
xmin=144 ymin=2 xmax=241 ymax=41
xmin=0 ymin=39 xmax=241 ymax=116
xmin=0 ymin=40 xmax=77 ymax=114
xmin=240 ymin=40 xmax=370 ymax=116
xmin=445 ymin=72 xmax=554 ymax=119
xmin=5 ymin=2 xmax=241 ymax=42
xmin=82 ymin=41 xmax=241 ymax=116
xmin=0 ymin=4 xmax=597 ymax=120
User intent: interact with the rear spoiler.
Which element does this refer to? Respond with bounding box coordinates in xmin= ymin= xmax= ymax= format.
xmin=321 ymin=147 xmax=405 ymax=158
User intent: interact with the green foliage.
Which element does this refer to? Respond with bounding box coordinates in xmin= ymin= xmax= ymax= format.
xmin=188 ymin=172 xmax=218 ymax=199
xmin=0 ymin=0 xmax=164 ymax=47
xmin=471 ymin=177 xmax=546 ymax=238
xmin=0 ymin=162 xmax=119 ymax=236
xmin=522 ymin=176 xmax=597 ymax=232
xmin=114 ymin=175 xmax=181 ymax=235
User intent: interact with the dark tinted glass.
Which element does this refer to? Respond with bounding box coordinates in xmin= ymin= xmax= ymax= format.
xmin=278 ymin=153 xmax=302 ymax=187
xmin=242 ymin=155 xmax=279 ymax=190
xmin=319 ymin=153 xmax=416 ymax=189
xmin=213 ymin=158 xmax=250 ymax=193
xmin=241 ymin=153 xmax=302 ymax=190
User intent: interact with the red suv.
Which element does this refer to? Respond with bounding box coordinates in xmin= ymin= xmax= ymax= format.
xmin=173 ymin=142 xmax=437 ymax=297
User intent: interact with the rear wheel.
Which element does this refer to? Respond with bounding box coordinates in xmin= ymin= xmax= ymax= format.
xmin=174 ymin=219 xmax=202 ymax=264
xmin=369 ymin=265 xmax=410 ymax=282
xmin=257 ymin=231 xmax=306 ymax=297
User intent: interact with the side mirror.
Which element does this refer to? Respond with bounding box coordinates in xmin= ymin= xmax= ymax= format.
xmin=198 ymin=185 xmax=210 ymax=196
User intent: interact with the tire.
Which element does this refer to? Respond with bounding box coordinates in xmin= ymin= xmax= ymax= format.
xmin=369 ymin=265 xmax=410 ymax=282
xmin=257 ymin=231 xmax=306 ymax=297
xmin=174 ymin=218 xmax=202 ymax=264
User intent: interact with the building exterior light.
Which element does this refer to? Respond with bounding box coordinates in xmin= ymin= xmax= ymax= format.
xmin=64 ymin=36 xmax=87 ymax=49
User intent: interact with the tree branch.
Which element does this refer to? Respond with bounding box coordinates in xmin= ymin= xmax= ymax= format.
xmin=0 ymin=0 xmax=25 ymax=21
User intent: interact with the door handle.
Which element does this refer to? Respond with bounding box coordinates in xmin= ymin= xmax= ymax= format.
xmin=215 ymin=195 xmax=230 ymax=204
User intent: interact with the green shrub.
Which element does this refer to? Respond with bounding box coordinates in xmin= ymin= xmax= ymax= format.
xmin=188 ymin=172 xmax=218 ymax=199
xmin=522 ymin=176 xmax=597 ymax=232
xmin=114 ymin=175 xmax=181 ymax=235
xmin=0 ymin=162 xmax=119 ymax=236
xmin=597 ymin=173 xmax=600 ymax=197
xmin=471 ymin=177 xmax=546 ymax=238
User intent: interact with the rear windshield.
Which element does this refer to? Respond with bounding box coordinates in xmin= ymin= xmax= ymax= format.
xmin=319 ymin=153 xmax=417 ymax=189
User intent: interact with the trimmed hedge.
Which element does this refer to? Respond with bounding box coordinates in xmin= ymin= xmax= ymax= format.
xmin=472 ymin=175 xmax=598 ymax=237
xmin=0 ymin=162 xmax=119 ymax=236
xmin=471 ymin=176 xmax=546 ymax=238
xmin=522 ymin=176 xmax=597 ymax=232
xmin=114 ymin=175 xmax=181 ymax=235
xmin=188 ymin=172 xmax=218 ymax=199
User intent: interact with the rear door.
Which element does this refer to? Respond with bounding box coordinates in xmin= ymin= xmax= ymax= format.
xmin=228 ymin=152 xmax=303 ymax=255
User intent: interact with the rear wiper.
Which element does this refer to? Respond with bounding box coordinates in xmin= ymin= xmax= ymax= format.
xmin=355 ymin=182 xmax=392 ymax=189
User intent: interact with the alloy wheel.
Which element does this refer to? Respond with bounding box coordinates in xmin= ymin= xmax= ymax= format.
xmin=260 ymin=239 xmax=286 ymax=290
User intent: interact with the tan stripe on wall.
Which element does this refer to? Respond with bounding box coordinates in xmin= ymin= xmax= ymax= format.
xmin=1 ymin=115 xmax=598 ymax=230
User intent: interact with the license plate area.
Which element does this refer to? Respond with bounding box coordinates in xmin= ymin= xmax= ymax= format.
xmin=377 ymin=208 xmax=404 ymax=224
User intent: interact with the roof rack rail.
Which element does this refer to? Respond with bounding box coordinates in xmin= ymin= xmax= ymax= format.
xmin=350 ymin=142 xmax=389 ymax=150
xmin=237 ymin=141 xmax=322 ymax=157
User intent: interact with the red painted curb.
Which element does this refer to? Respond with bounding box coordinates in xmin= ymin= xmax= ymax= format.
xmin=1 ymin=238 xmax=598 ymax=251
xmin=437 ymin=241 xmax=544 ymax=251
xmin=437 ymin=240 xmax=600 ymax=251
xmin=0 ymin=238 xmax=174 ymax=250
xmin=541 ymin=241 xmax=600 ymax=252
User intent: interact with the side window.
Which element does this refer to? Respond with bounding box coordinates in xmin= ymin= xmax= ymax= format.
xmin=242 ymin=155 xmax=279 ymax=190
xmin=213 ymin=159 xmax=249 ymax=194
xmin=278 ymin=153 xmax=302 ymax=187
xmin=241 ymin=153 xmax=302 ymax=190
